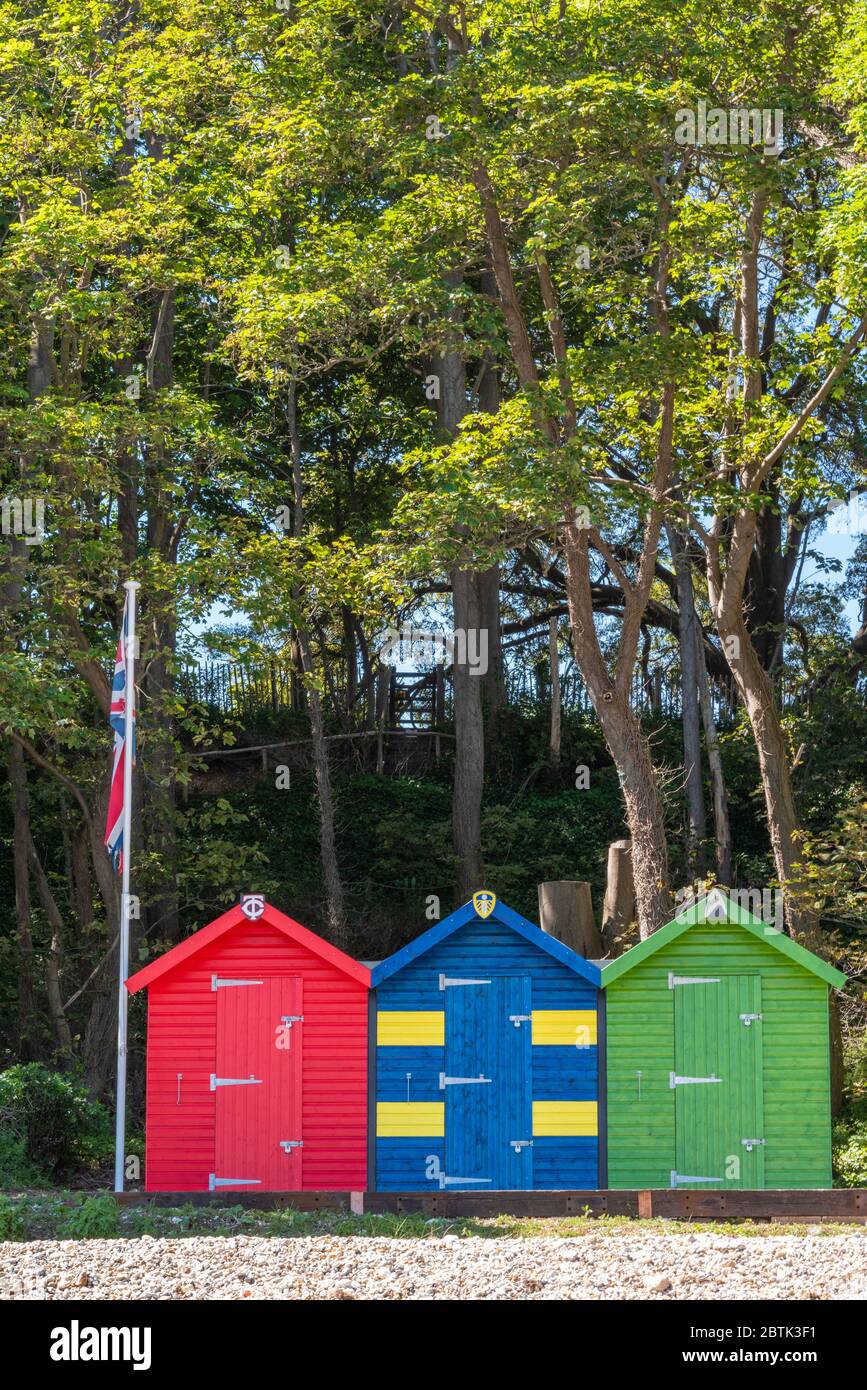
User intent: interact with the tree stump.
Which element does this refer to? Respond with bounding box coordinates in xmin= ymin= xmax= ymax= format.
xmin=538 ymin=880 xmax=603 ymax=958
xmin=601 ymin=839 xmax=636 ymax=956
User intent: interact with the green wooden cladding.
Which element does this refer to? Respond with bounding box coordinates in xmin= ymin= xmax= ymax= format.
xmin=602 ymin=891 xmax=847 ymax=1191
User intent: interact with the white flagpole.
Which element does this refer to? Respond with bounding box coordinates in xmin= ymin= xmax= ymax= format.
xmin=114 ymin=579 xmax=140 ymax=1194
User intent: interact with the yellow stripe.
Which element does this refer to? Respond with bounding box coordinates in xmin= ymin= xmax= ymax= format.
xmin=531 ymin=1010 xmax=597 ymax=1046
xmin=533 ymin=1101 xmax=598 ymax=1137
xmin=377 ymin=1102 xmax=444 ymax=1137
xmin=377 ymin=1011 xmax=444 ymax=1046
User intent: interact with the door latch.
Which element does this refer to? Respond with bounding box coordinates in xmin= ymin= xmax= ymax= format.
xmin=739 ymin=1013 xmax=763 ymax=1027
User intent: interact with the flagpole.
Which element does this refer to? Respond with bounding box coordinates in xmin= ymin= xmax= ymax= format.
xmin=114 ymin=580 xmax=140 ymax=1194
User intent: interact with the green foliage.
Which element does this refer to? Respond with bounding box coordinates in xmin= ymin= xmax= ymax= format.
xmin=58 ymin=1191 xmax=120 ymax=1240
xmin=0 ymin=1193 xmax=26 ymax=1240
xmin=0 ymin=1065 xmax=112 ymax=1181
xmin=833 ymin=1096 xmax=867 ymax=1187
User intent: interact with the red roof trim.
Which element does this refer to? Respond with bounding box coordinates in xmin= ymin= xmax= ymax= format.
xmin=126 ymin=901 xmax=371 ymax=994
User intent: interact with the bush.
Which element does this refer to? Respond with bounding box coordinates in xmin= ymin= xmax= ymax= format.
xmin=59 ymin=1192 xmax=119 ymax=1239
xmin=0 ymin=1195 xmax=26 ymax=1241
xmin=0 ymin=1064 xmax=112 ymax=1182
xmin=833 ymin=1093 xmax=867 ymax=1187
xmin=0 ymin=1128 xmax=48 ymax=1188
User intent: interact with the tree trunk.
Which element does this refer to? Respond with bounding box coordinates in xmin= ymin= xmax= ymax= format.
xmin=27 ymin=831 xmax=74 ymax=1063
xmin=538 ymin=880 xmax=602 ymax=957
xmin=666 ymin=522 xmax=707 ymax=875
xmin=288 ymin=383 xmax=347 ymax=947
xmin=436 ymin=271 xmax=485 ymax=901
xmin=562 ymin=530 xmax=672 ymax=937
xmin=548 ymin=614 xmax=561 ymax=762
xmin=601 ymin=839 xmax=637 ymax=955
xmin=695 ymin=622 xmax=733 ymax=885
xmin=143 ymin=283 xmax=180 ymax=944
xmin=9 ymin=741 xmax=39 ymax=1059
xmin=718 ymin=613 xmax=808 ymax=932
xmin=451 ymin=566 xmax=485 ymax=899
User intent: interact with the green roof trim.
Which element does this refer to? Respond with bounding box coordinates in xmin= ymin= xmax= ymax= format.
xmin=600 ymin=889 xmax=848 ymax=989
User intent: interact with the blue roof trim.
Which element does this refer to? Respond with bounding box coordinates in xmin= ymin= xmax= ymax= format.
xmin=369 ymin=898 xmax=602 ymax=988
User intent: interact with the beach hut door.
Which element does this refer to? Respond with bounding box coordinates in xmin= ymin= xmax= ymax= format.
xmin=443 ymin=975 xmax=533 ymax=1190
xmin=213 ymin=976 xmax=303 ymax=1191
xmin=672 ymin=974 xmax=764 ymax=1189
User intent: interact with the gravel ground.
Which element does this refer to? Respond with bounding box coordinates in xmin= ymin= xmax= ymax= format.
xmin=2 ymin=1231 xmax=866 ymax=1300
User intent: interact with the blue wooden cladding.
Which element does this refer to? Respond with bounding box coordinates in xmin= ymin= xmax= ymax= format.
xmin=370 ymin=893 xmax=603 ymax=1191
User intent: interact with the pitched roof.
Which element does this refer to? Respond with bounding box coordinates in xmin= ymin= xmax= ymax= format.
xmin=600 ymin=888 xmax=847 ymax=989
xmin=369 ymin=896 xmax=602 ymax=988
xmin=126 ymin=900 xmax=371 ymax=994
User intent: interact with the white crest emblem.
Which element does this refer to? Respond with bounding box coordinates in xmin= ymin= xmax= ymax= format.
xmin=240 ymin=894 xmax=265 ymax=920
xmin=704 ymin=888 xmax=728 ymax=923
xmin=472 ymin=890 xmax=496 ymax=919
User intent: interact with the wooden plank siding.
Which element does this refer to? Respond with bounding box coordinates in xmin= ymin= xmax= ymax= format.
xmin=605 ymin=921 xmax=834 ymax=1190
xmin=143 ymin=919 xmax=368 ymax=1192
xmin=373 ymin=914 xmax=601 ymax=1191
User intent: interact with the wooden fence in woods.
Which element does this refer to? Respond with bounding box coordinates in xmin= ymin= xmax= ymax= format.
xmin=178 ymin=656 xmax=742 ymax=728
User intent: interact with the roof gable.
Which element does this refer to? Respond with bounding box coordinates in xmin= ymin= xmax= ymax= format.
xmin=126 ymin=900 xmax=371 ymax=994
xmin=370 ymin=895 xmax=602 ymax=988
xmin=601 ymin=888 xmax=847 ymax=989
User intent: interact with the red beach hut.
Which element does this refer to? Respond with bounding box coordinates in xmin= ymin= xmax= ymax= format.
xmin=126 ymin=897 xmax=370 ymax=1193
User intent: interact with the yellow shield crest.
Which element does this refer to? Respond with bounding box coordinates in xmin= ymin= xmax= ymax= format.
xmin=472 ymin=890 xmax=497 ymax=919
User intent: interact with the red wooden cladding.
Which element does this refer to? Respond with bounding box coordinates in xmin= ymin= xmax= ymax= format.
xmin=127 ymin=902 xmax=370 ymax=1193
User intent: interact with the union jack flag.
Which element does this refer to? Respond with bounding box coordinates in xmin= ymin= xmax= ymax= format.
xmin=104 ymin=592 xmax=136 ymax=872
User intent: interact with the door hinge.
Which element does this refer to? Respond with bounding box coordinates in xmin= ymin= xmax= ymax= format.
xmin=212 ymin=975 xmax=264 ymax=990
xmin=439 ymin=1072 xmax=492 ymax=1088
xmin=439 ymin=974 xmax=491 ymax=989
xmin=669 ymin=1072 xmax=722 ymax=1088
xmin=739 ymin=1013 xmax=763 ymax=1027
xmin=508 ymin=1014 xmax=531 ymax=1028
xmin=668 ymin=972 xmax=721 ymax=988
xmin=509 ymin=1140 xmax=533 ymax=1153
xmin=436 ymin=1174 xmax=493 ymax=1189
xmin=670 ymin=1171 xmax=721 ymax=1188
xmin=210 ymin=1073 xmax=262 ymax=1091
xmin=280 ymin=1140 xmax=303 ymax=1152
xmin=741 ymin=1138 xmax=766 ymax=1152
xmin=209 ymin=1174 xmax=261 ymax=1190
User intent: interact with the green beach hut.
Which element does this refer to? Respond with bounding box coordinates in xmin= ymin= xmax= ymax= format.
xmin=602 ymin=889 xmax=847 ymax=1190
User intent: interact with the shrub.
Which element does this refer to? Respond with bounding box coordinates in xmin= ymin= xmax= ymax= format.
xmin=0 ymin=1195 xmax=26 ymax=1241
xmin=0 ymin=1065 xmax=112 ymax=1181
xmin=59 ymin=1192 xmax=119 ymax=1239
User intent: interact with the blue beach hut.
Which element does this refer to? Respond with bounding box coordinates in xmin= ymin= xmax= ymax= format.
xmin=370 ymin=892 xmax=604 ymax=1192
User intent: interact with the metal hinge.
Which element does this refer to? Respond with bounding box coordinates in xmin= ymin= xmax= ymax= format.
xmin=439 ymin=974 xmax=491 ymax=989
xmin=210 ymin=1074 xmax=262 ymax=1091
xmin=739 ymin=1013 xmax=763 ymax=1027
xmin=509 ymin=1140 xmax=533 ymax=1153
xmin=209 ymin=1174 xmax=261 ymax=1191
xmin=439 ymin=1072 xmax=492 ymax=1088
xmin=212 ymin=975 xmax=264 ymax=990
xmin=741 ymin=1138 xmax=766 ymax=1152
xmin=508 ymin=1014 xmax=531 ymax=1028
xmin=437 ymin=1174 xmax=493 ymax=1189
xmin=280 ymin=1140 xmax=303 ymax=1152
xmin=668 ymin=972 xmax=721 ymax=988
xmin=669 ymin=1072 xmax=722 ymax=1088
xmin=670 ymin=1171 xmax=720 ymax=1188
